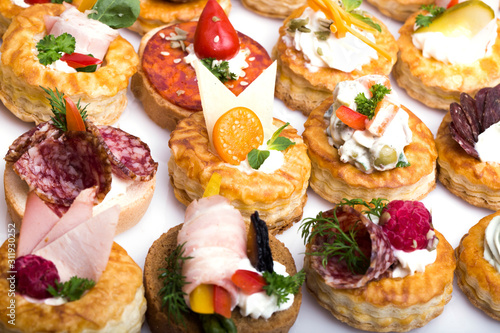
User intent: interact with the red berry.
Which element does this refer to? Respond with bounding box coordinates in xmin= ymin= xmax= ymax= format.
xmin=15 ymin=255 xmax=59 ymax=299
xmin=379 ymin=200 xmax=434 ymax=252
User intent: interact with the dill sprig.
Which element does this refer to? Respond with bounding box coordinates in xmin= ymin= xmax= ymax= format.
xmin=158 ymin=242 xmax=192 ymax=326
xmin=300 ymin=209 xmax=369 ymax=274
xmin=42 ymin=86 xmax=88 ymax=132
xmin=338 ymin=198 xmax=388 ymax=222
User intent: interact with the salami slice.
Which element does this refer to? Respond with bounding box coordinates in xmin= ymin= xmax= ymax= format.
xmin=5 ymin=122 xmax=61 ymax=163
xmin=13 ymin=131 xmax=112 ymax=211
xmin=309 ymin=205 xmax=395 ymax=289
xmin=86 ymin=122 xmax=158 ymax=181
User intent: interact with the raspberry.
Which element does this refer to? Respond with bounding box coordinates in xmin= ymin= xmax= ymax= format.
xmin=379 ymin=200 xmax=435 ymax=252
xmin=15 ymin=255 xmax=59 ymax=299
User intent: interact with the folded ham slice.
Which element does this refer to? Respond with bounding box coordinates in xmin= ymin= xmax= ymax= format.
xmin=178 ymin=195 xmax=247 ymax=309
xmin=45 ymin=6 xmax=119 ymax=61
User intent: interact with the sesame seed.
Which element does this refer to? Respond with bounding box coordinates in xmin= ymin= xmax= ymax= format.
xmin=240 ymin=81 xmax=248 ymax=86
xmin=249 ymin=57 xmax=255 ymax=61
xmin=160 ymin=51 xmax=170 ymax=56
xmin=232 ymin=156 xmax=238 ymax=160
xmin=228 ymin=150 xmax=232 ymax=154
xmin=159 ymin=32 xmax=165 ymax=38
xmin=173 ymin=58 xmax=182 ymax=64
xmin=214 ymin=35 xmax=220 ymax=43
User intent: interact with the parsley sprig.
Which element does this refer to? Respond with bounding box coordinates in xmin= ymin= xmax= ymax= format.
xmin=158 ymin=243 xmax=192 ymax=326
xmin=415 ymin=5 xmax=446 ymax=29
xmin=42 ymin=87 xmax=88 ymax=132
xmin=300 ymin=207 xmax=370 ymax=274
xmin=201 ymin=58 xmax=238 ymax=83
xmin=47 ymin=276 xmax=95 ymax=301
xmin=262 ymin=269 xmax=305 ymax=306
xmin=354 ymin=83 xmax=391 ymax=119
xmin=36 ymin=33 xmax=76 ymax=66
xmin=247 ymin=122 xmax=295 ymax=169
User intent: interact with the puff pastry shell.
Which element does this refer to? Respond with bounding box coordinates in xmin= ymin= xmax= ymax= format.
xmin=0 ymin=4 xmax=139 ymax=125
xmin=0 ymin=240 xmax=146 ymax=332
xmin=241 ymin=0 xmax=305 ymax=19
xmin=435 ymin=113 xmax=500 ymax=210
xmin=304 ymin=230 xmax=456 ymax=332
xmin=365 ymin=0 xmax=433 ymax=22
xmin=302 ymin=97 xmax=437 ymax=203
xmin=394 ymin=13 xmax=500 ymax=110
xmin=128 ymin=0 xmax=231 ymax=35
xmin=455 ymin=211 xmax=500 ymax=321
xmin=168 ymin=112 xmax=311 ymax=234
xmin=273 ymin=6 xmax=398 ymax=116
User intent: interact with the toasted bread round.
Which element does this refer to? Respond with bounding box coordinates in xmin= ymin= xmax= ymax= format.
xmin=455 ymin=211 xmax=500 ymax=321
xmin=302 ymin=97 xmax=437 ymax=203
xmin=0 ymin=240 xmax=146 ymax=333
xmin=144 ymin=224 xmax=302 ymax=333
xmin=0 ymin=4 xmax=138 ymax=125
xmin=304 ymin=230 xmax=455 ymax=332
xmin=4 ymin=164 xmax=156 ymax=235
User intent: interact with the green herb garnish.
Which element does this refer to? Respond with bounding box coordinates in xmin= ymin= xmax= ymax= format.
xmin=36 ymin=33 xmax=75 ymax=66
xmin=247 ymin=123 xmax=295 ymax=169
xmin=201 ymin=58 xmax=238 ymax=83
xmin=50 ymin=0 xmax=72 ymax=3
xmin=349 ymin=12 xmax=381 ymax=32
xmin=88 ymin=0 xmax=140 ymax=29
xmin=42 ymin=87 xmax=88 ymax=132
xmin=415 ymin=5 xmax=446 ymax=29
xmin=262 ymin=269 xmax=305 ymax=306
xmin=201 ymin=314 xmax=237 ymax=333
xmin=158 ymin=243 xmax=192 ymax=326
xmin=341 ymin=0 xmax=381 ymax=32
xmin=47 ymin=276 xmax=95 ymax=301
xmin=354 ymin=83 xmax=391 ymax=119
xmin=337 ymin=198 xmax=388 ymax=222
xmin=300 ymin=208 xmax=370 ymax=274
xmin=396 ymin=152 xmax=411 ymax=168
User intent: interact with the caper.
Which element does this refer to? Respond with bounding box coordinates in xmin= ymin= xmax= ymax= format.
xmin=374 ymin=145 xmax=397 ymax=166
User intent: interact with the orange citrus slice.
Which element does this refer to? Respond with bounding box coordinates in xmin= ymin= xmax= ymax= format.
xmin=213 ymin=107 xmax=264 ymax=165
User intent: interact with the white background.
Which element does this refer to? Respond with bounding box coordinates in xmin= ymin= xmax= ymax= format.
xmin=0 ymin=1 xmax=498 ymax=332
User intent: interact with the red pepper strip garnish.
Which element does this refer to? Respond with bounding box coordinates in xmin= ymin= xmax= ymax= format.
xmin=60 ymin=53 xmax=102 ymax=69
xmin=447 ymin=0 xmax=459 ymax=8
xmin=213 ymin=285 xmax=232 ymax=318
xmin=24 ymin=0 xmax=50 ymax=4
xmin=336 ymin=105 xmax=368 ymax=131
xmin=64 ymin=96 xmax=86 ymax=131
xmin=231 ymin=269 xmax=267 ymax=294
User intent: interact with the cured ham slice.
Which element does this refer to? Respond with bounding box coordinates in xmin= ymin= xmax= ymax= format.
xmin=178 ymin=195 xmax=247 ymax=309
xmin=45 ymin=6 xmax=119 ymax=61
xmin=17 ymin=191 xmax=59 ymax=258
xmin=34 ymin=205 xmax=119 ymax=282
xmin=32 ymin=187 xmax=96 ymax=252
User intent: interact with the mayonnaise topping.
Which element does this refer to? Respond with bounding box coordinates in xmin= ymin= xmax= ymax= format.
xmin=391 ymin=248 xmax=437 ymax=278
xmin=484 ymin=216 xmax=500 ymax=272
xmin=236 ymin=259 xmax=294 ymax=319
xmin=231 ymin=142 xmax=285 ymax=175
xmin=475 ymin=121 xmax=500 ymax=163
xmin=283 ymin=7 xmax=378 ymax=73
xmin=12 ymin=0 xmax=29 ymax=8
xmin=326 ymin=75 xmax=412 ymax=174
xmin=412 ymin=16 xmax=497 ymax=65
xmin=184 ymin=44 xmax=251 ymax=79
xmin=46 ymin=59 xmax=77 ymax=73
xmin=23 ymin=295 xmax=67 ymax=306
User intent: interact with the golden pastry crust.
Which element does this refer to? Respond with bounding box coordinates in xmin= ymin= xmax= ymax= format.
xmin=0 ymin=0 xmax=24 ymax=37
xmin=0 ymin=240 xmax=146 ymax=332
xmin=302 ymin=97 xmax=437 ymax=203
xmin=365 ymin=0 xmax=433 ymax=22
xmin=273 ymin=6 xmax=398 ymax=116
xmin=168 ymin=112 xmax=311 ymax=234
xmin=128 ymin=0 xmax=231 ymax=35
xmin=0 ymin=4 xmax=139 ymax=125
xmin=435 ymin=113 xmax=500 ymax=210
xmin=455 ymin=211 xmax=500 ymax=321
xmin=305 ymin=231 xmax=456 ymax=332
xmin=394 ymin=13 xmax=500 ymax=110
xmin=240 ymin=0 xmax=305 ymax=19
xmin=144 ymin=224 xmax=302 ymax=333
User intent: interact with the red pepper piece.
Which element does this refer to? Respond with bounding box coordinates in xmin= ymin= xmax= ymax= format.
xmin=336 ymin=105 xmax=368 ymax=131
xmin=231 ymin=269 xmax=267 ymax=294
xmin=213 ymin=285 xmax=232 ymax=318
xmin=64 ymin=96 xmax=85 ymax=132
xmin=60 ymin=52 xmax=102 ymax=69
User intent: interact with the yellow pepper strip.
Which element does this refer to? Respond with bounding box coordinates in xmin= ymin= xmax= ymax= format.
xmin=78 ymin=0 xmax=98 ymax=12
xmin=203 ymin=172 xmax=222 ymax=198
xmin=190 ymin=284 xmax=215 ymax=314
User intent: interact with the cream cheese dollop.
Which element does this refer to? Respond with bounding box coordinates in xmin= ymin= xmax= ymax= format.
xmin=475 ymin=121 xmax=500 ymax=163
xmin=283 ymin=7 xmax=378 ymax=73
xmin=484 ymin=216 xmax=500 ymax=272
xmin=12 ymin=0 xmax=29 ymax=8
xmin=412 ymin=16 xmax=497 ymax=65
xmin=23 ymin=295 xmax=67 ymax=306
xmin=391 ymin=249 xmax=437 ymax=278
xmin=232 ymin=142 xmax=285 ymax=175
xmin=236 ymin=259 xmax=294 ymax=320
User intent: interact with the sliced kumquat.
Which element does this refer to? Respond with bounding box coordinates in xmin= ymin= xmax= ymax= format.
xmin=213 ymin=107 xmax=264 ymax=165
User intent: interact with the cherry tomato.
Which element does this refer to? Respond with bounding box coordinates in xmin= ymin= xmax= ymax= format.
xmin=447 ymin=0 xmax=459 ymax=8
xmin=231 ymin=270 xmax=267 ymax=294
xmin=194 ymin=0 xmax=240 ymax=60
xmin=336 ymin=105 xmax=368 ymax=131
xmin=60 ymin=53 xmax=102 ymax=69
xmin=213 ymin=285 xmax=232 ymax=318
xmin=64 ymin=96 xmax=86 ymax=132
xmin=24 ymin=0 xmax=50 ymax=4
